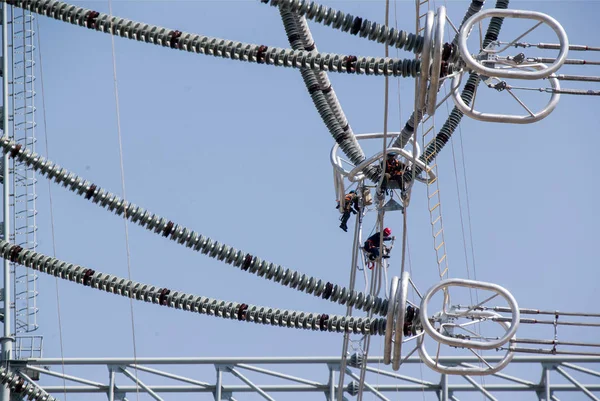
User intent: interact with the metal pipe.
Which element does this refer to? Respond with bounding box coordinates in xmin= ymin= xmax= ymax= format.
xmin=24 ymin=365 xmax=105 ymax=387
xmin=441 ymin=374 xmax=448 ymax=401
xmin=215 ymin=368 xmax=222 ymax=401
xmin=120 ymin=368 xmax=164 ymax=401
xmin=108 ymin=368 xmax=115 ymax=401
xmin=235 ymin=364 xmax=320 ymax=387
xmin=328 ymin=367 xmax=335 ymax=400
xmin=336 ymin=194 xmax=364 ymax=401
xmin=21 ymin=355 xmax=600 ymax=365
xmin=462 ymin=375 xmax=499 ymax=401
xmin=555 ymin=366 xmax=600 ymax=401
xmin=545 ymin=368 xmax=550 ymax=401
xmin=345 ymin=368 xmax=391 ymax=401
xmin=228 ymin=368 xmax=276 ymax=401
xmin=31 ymin=383 xmax=600 ymax=394
xmin=126 ymin=364 xmax=210 ymax=387
xmin=0 ymin=1 xmax=12 ymax=399
xmin=560 ymin=362 xmax=600 ymax=379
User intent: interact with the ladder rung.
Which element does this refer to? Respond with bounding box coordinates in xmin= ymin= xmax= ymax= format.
xmin=439 ymin=266 xmax=449 ymax=276
xmin=425 ymin=138 xmax=437 ymax=149
xmin=428 ymin=189 xmax=439 ymax=199
xmin=422 ymin=126 xmax=434 ymax=137
xmin=431 ymin=215 xmax=441 ymax=226
xmin=434 ymin=228 xmax=443 ymax=238
xmin=429 ymin=203 xmax=440 ymax=213
xmin=435 ymin=241 xmax=445 ymax=251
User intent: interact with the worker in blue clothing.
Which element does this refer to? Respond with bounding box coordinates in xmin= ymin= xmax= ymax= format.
xmin=363 ymin=227 xmax=394 ymax=261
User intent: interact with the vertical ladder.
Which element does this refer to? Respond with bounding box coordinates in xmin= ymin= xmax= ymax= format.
xmin=9 ymin=5 xmax=39 ymax=336
xmin=415 ymin=1 xmax=450 ymax=285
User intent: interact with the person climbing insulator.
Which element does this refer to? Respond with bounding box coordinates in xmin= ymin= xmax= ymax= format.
xmin=336 ymin=190 xmax=360 ymax=232
xmin=363 ymin=227 xmax=394 ymax=260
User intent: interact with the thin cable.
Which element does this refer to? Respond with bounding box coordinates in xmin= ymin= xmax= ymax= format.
xmin=34 ymin=17 xmax=67 ymax=401
xmin=458 ymin=134 xmax=478 ymax=283
xmin=443 ymin=3 xmax=486 ymax=394
xmin=447 ymin=97 xmax=473 ymax=305
xmin=106 ymin=1 xmax=139 ymax=399
xmin=400 ymin=2 xmax=424 ymax=398
xmin=357 ymin=0 xmax=392 ymax=392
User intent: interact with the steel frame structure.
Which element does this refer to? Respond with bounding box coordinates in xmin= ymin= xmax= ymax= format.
xmin=9 ymin=0 xmax=39 ymax=337
xmin=5 ymin=355 xmax=600 ymax=401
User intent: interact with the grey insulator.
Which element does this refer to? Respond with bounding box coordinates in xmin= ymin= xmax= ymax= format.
xmin=389 ymin=109 xmax=424 ymax=150
xmin=264 ymin=0 xmax=424 ymax=54
xmin=482 ymin=0 xmax=510 ymax=49
xmin=404 ymin=0 xmax=511 ymax=181
xmin=280 ymin=10 xmax=365 ymax=166
xmin=349 ymin=352 xmax=364 ymax=367
xmin=0 ymin=366 xmax=56 ymax=401
xmin=10 ymin=0 xmax=420 ymax=77
xmin=0 ymin=138 xmax=389 ymax=317
xmin=450 ymin=0 xmax=486 ymax=63
xmin=280 ymin=10 xmax=379 ymax=181
xmin=347 ymin=381 xmax=360 ymax=396
xmin=0 ymin=239 xmax=387 ymax=335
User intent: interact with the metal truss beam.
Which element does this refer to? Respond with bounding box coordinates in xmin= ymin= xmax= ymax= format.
xmin=6 ymin=355 xmax=600 ymax=400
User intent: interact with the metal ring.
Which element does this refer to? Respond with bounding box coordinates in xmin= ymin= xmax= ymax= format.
xmin=458 ymin=9 xmax=569 ymax=80
xmin=426 ymin=6 xmax=446 ymax=116
xmin=417 ymin=11 xmax=435 ymax=111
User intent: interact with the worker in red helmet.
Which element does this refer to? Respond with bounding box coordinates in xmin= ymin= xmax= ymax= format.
xmin=363 ymin=227 xmax=394 ymax=261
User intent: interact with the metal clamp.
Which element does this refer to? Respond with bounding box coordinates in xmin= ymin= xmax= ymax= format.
xmin=450 ymin=64 xmax=561 ymax=124
xmin=458 ymin=9 xmax=569 ymax=80
xmin=417 ymin=310 xmax=516 ymax=375
xmin=420 ymin=278 xmax=520 ymax=350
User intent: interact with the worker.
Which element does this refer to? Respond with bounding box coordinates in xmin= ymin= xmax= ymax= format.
xmin=381 ymin=153 xmax=408 ymax=193
xmin=336 ymin=190 xmax=360 ymax=232
xmin=363 ymin=227 xmax=394 ymax=260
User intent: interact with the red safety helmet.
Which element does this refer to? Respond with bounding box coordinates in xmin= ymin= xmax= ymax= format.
xmin=383 ymin=227 xmax=392 ymax=236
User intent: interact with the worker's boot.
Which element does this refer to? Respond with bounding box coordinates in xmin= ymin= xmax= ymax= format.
xmin=379 ymin=174 xmax=389 ymax=195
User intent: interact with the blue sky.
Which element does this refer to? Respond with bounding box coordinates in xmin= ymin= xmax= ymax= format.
xmin=9 ymin=0 xmax=600 ymax=399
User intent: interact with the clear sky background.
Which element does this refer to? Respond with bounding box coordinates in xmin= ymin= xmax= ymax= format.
xmin=12 ymin=0 xmax=600 ymax=399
